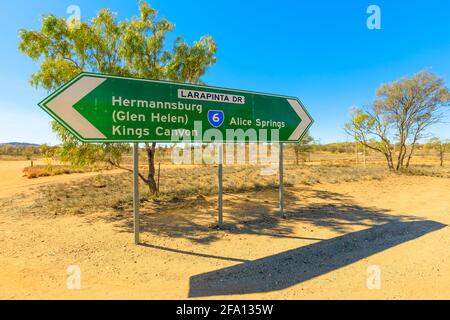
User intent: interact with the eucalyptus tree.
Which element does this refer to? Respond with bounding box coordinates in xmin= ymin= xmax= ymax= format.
xmin=425 ymin=137 xmax=448 ymax=167
xmin=345 ymin=71 xmax=449 ymax=171
xmin=293 ymin=132 xmax=314 ymax=164
xmin=19 ymin=1 xmax=218 ymax=193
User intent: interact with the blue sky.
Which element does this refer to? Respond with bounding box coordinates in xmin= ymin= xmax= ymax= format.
xmin=0 ymin=0 xmax=449 ymax=144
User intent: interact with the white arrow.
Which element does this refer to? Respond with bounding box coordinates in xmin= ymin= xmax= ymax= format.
xmin=287 ymin=99 xmax=312 ymax=141
xmin=45 ymin=76 xmax=106 ymax=139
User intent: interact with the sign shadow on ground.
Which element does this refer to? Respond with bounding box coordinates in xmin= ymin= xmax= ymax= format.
xmin=188 ymin=220 xmax=446 ymax=297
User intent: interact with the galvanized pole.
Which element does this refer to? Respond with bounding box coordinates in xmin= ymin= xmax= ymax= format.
xmin=133 ymin=143 xmax=140 ymax=245
xmin=218 ymin=143 xmax=223 ymax=229
xmin=279 ymin=143 xmax=284 ymax=216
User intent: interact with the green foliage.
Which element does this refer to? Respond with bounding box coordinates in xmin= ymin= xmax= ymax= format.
xmin=51 ymin=121 xmax=131 ymax=167
xmin=424 ymin=137 xmax=447 ymax=151
xmin=19 ymin=1 xmax=217 ymax=174
xmin=18 ymin=1 xmax=217 ymax=88
xmin=293 ymin=132 xmax=314 ymax=163
xmin=39 ymin=144 xmax=56 ymax=158
xmin=0 ymin=144 xmax=45 ymax=158
xmin=295 ymin=132 xmax=314 ymax=150
xmin=312 ymin=142 xmax=355 ymax=154
xmin=424 ymin=137 xmax=448 ymax=166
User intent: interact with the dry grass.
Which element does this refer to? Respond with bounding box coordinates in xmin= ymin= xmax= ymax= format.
xmin=401 ymin=165 xmax=450 ymax=178
xmin=23 ymin=165 xmax=85 ymax=178
xmin=6 ymin=151 xmax=449 ymax=218
xmin=22 ymin=164 xmax=110 ymax=179
xmin=10 ymin=163 xmax=391 ymax=217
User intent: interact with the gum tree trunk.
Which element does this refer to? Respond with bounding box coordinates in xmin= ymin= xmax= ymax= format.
xmin=145 ymin=142 xmax=158 ymax=194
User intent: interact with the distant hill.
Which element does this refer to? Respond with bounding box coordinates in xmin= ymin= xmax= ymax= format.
xmin=0 ymin=142 xmax=41 ymax=147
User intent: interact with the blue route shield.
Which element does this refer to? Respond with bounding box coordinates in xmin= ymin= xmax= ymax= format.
xmin=207 ymin=110 xmax=225 ymax=128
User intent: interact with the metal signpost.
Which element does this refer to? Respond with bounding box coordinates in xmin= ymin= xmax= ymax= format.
xmin=218 ymin=144 xmax=223 ymax=229
xmin=39 ymin=72 xmax=313 ymax=243
xmin=133 ymin=143 xmax=140 ymax=245
xmin=279 ymin=143 xmax=284 ymax=217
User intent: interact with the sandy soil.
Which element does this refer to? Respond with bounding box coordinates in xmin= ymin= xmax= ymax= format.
xmin=0 ymin=160 xmax=449 ymax=299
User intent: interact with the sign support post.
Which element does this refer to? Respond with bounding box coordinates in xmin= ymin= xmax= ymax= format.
xmin=218 ymin=144 xmax=223 ymax=229
xmin=133 ymin=143 xmax=140 ymax=245
xmin=279 ymin=143 xmax=284 ymax=216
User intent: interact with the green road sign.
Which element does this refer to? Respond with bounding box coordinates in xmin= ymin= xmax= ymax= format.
xmin=38 ymin=72 xmax=313 ymax=143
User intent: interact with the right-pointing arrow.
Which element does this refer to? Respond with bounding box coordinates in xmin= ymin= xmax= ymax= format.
xmin=44 ymin=76 xmax=107 ymax=139
xmin=287 ymin=99 xmax=312 ymax=141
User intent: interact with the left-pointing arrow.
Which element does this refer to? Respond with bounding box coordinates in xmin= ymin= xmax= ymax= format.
xmin=41 ymin=76 xmax=106 ymax=139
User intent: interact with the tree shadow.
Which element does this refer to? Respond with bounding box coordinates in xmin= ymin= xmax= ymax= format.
xmin=188 ymin=220 xmax=446 ymax=297
xmin=86 ymin=187 xmax=418 ymax=244
xmin=223 ymin=189 xmax=410 ymax=237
